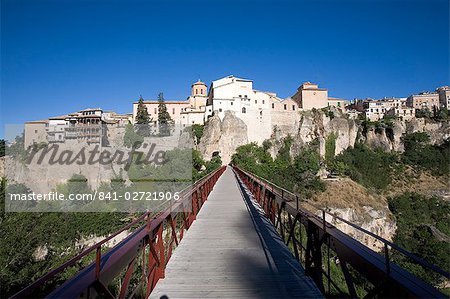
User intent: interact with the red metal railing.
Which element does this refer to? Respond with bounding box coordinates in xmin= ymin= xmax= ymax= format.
xmin=233 ymin=165 xmax=448 ymax=298
xmin=11 ymin=166 xmax=226 ymax=299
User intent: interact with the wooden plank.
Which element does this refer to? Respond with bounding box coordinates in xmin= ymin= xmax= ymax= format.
xmin=149 ymin=167 xmax=322 ymax=298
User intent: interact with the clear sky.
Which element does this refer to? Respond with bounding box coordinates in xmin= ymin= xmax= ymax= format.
xmin=1 ymin=0 xmax=449 ymax=138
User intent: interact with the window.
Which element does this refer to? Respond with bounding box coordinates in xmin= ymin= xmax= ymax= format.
xmin=172 ymin=108 xmax=175 ymax=114
xmin=201 ymin=89 xmax=203 ymax=94
xmin=219 ymin=108 xmax=223 ymax=112
xmin=260 ymin=111 xmax=262 ymax=116
xmin=195 ymin=89 xmax=198 ymax=94
xmin=263 ymin=100 xmax=265 ymax=104
xmin=231 ymin=102 xmax=233 ymax=106
xmin=284 ymin=104 xmax=287 ymax=110
xmin=154 ymin=108 xmax=157 ymax=114
xmin=272 ymin=103 xmax=275 ymax=109
xmin=239 ymin=95 xmax=242 ymax=98
xmin=292 ymin=105 xmax=295 ymax=111
xmin=35 ymin=130 xmax=38 ymax=133
xmin=244 ymin=95 xmax=247 ymax=98
xmin=242 ymin=107 xmax=246 ymax=113
xmin=255 ymin=100 xmax=257 ymax=104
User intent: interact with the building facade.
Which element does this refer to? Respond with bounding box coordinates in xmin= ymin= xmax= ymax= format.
xmin=132 ymin=80 xmax=209 ymax=127
xmin=204 ymin=75 xmax=299 ymax=143
xmin=24 ymin=120 xmax=48 ymax=148
xmin=24 ymin=108 xmax=130 ymax=148
xmin=406 ymin=93 xmax=440 ymax=110
xmin=327 ymin=97 xmax=349 ymax=109
xmin=291 ymin=82 xmax=328 ymax=110
xmin=364 ymin=98 xmax=415 ymax=121
xmin=437 ymin=86 xmax=450 ymax=109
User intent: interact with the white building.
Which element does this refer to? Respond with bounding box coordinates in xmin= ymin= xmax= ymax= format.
xmin=365 ymin=98 xmax=415 ymax=121
xmin=205 ymin=75 xmax=299 ymax=143
xmin=365 ymin=101 xmax=388 ymax=121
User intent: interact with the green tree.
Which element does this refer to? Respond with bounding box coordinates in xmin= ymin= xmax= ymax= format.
xmin=157 ymin=93 xmax=173 ymax=136
xmin=388 ymin=192 xmax=450 ymax=287
xmin=331 ymin=143 xmax=398 ymax=190
xmin=402 ymin=133 xmax=449 ymax=176
xmin=325 ymin=133 xmax=336 ymax=163
xmin=415 ymin=108 xmax=433 ymax=119
xmin=135 ymin=95 xmax=151 ymax=137
xmin=123 ymin=123 xmax=144 ymax=148
xmin=191 ymin=124 xmax=204 ymax=144
xmin=232 ymin=138 xmax=324 ymax=197
xmin=0 ymin=139 xmax=5 ymax=157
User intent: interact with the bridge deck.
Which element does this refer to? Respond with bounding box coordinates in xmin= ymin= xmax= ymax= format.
xmin=150 ymin=167 xmax=322 ymax=298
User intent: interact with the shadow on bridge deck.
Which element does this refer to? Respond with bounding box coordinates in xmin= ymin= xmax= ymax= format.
xmin=149 ymin=166 xmax=322 ymax=298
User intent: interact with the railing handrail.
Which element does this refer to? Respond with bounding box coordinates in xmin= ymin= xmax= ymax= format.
xmin=11 ymin=166 xmax=225 ymax=298
xmin=234 ymin=165 xmax=450 ymax=280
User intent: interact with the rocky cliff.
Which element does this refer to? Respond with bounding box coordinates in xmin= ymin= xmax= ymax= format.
xmin=196 ymin=109 xmax=448 ymax=251
xmin=199 ymin=108 xmax=450 ymax=162
xmin=308 ymin=178 xmax=397 ymax=251
xmin=198 ymin=111 xmax=248 ymax=164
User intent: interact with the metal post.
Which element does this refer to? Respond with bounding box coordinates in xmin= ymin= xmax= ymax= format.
xmin=384 ymin=243 xmax=391 ymax=275
xmin=322 ymin=210 xmax=326 ymax=232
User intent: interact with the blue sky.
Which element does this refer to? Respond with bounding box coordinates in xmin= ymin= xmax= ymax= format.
xmin=1 ymin=0 xmax=449 ymax=138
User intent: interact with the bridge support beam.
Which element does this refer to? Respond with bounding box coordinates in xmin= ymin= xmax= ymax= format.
xmin=305 ymin=221 xmax=325 ymax=293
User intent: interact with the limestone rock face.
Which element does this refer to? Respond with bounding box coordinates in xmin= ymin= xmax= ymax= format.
xmin=391 ymin=120 xmax=406 ymax=152
xmin=324 ymin=206 xmax=397 ymax=252
xmin=281 ymin=110 xmax=359 ymax=158
xmin=365 ymin=128 xmax=392 ymax=152
xmin=310 ymin=177 xmax=397 ymax=251
xmin=199 ymin=111 xmax=248 ymax=164
xmin=407 ymin=118 xmax=450 ymax=145
xmin=0 ymin=156 xmax=4 ymax=177
xmin=326 ymin=117 xmax=358 ymax=155
xmin=178 ymin=129 xmax=194 ymax=149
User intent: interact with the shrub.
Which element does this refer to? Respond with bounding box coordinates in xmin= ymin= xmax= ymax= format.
xmin=402 ymin=133 xmax=449 ymax=176
xmin=191 ymin=124 xmax=204 ymax=144
xmin=331 ymin=143 xmax=398 ymax=190
xmin=388 ymin=192 xmax=450 ymax=286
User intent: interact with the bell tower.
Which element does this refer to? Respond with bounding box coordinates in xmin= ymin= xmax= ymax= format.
xmin=191 ymin=79 xmax=207 ymax=97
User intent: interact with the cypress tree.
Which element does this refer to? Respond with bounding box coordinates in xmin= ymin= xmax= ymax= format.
xmin=135 ymin=95 xmax=151 ymax=137
xmin=157 ymin=92 xmax=173 ymax=136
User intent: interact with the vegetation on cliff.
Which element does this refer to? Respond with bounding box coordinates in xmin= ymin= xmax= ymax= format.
xmin=388 ymin=192 xmax=450 ymax=288
xmin=330 ymin=132 xmax=449 ymax=190
xmin=232 ymin=137 xmax=325 ymax=197
xmin=330 ymin=143 xmax=400 ymax=190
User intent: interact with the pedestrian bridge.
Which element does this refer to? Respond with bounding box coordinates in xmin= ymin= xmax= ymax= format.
xmin=12 ymin=166 xmax=449 ymax=298
xmin=150 ymin=168 xmax=321 ymax=298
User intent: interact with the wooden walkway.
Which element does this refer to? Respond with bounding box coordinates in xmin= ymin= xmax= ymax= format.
xmin=150 ymin=167 xmax=322 ymax=298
